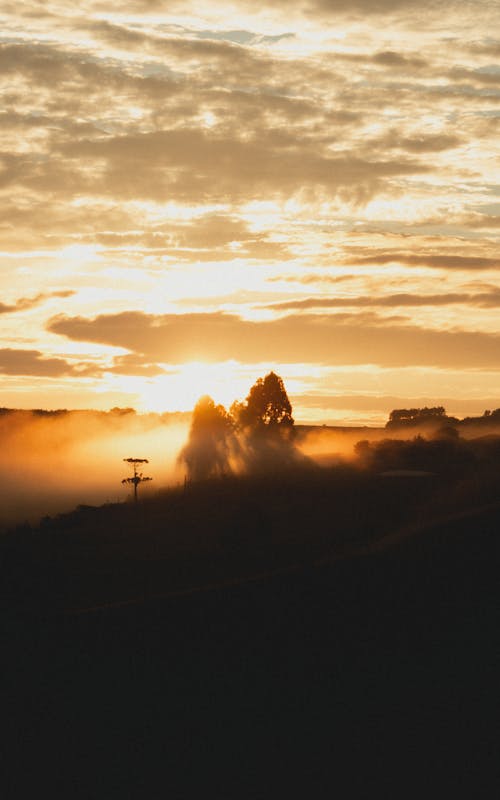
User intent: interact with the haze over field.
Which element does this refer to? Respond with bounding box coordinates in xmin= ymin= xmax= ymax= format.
xmin=0 ymin=409 xmax=188 ymax=526
xmin=0 ymin=403 xmax=369 ymax=526
xmin=1 ymin=1 xmax=499 ymax=424
xmin=3 ymin=397 xmax=500 ymax=527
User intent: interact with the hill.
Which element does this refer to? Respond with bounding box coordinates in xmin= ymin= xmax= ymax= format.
xmin=2 ymin=464 xmax=499 ymax=796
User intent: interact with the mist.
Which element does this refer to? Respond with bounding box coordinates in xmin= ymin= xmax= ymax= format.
xmin=294 ymin=417 xmax=500 ymax=465
xmin=1 ymin=403 xmax=377 ymax=529
xmin=296 ymin=425 xmax=399 ymax=464
xmin=6 ymin=400 xmax=500 ymax=531
xmin=0 ymin=409 xmax=189 ymax=528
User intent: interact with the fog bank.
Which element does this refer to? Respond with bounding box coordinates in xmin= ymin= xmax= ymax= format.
xmin=0 ymin=409 xmax=189 ymax=528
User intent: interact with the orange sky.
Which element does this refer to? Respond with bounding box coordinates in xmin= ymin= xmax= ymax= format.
xmin=1 ymin=1 xmax=499 ymax=423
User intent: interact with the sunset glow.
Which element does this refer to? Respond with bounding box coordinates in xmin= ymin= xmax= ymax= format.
xmin=1 ymin=1 xmax=499 ymax=422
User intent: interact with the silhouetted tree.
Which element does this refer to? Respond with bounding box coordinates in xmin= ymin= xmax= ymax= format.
xmin=122 ymin=457 xmax=152 ymax=502
xmin=179 ymin=396 xmax=236 ymax=482
xmin=231 ymin=372 xmax=305 ymax=473
xmin=233 ymin=371 xmax=294 ymax=432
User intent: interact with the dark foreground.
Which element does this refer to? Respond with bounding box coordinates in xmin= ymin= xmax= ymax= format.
xmin=2 ymin=472 xmax=499 ymax=797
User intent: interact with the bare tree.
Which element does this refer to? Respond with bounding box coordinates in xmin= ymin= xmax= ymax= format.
xmin=122 ymin=458 xmax=152 ymax=503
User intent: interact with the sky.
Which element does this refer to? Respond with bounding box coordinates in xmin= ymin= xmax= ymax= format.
xmin=1 ymin=0 xmax=499 ymax=424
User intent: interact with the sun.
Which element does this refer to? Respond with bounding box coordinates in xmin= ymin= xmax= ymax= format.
xmin=134 ymin=361 xmax=252 ymax=413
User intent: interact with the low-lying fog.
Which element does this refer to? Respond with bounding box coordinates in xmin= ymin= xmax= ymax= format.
xmin=1 ymin=409 xmax=189 ymax=528
xmin=3 ymin=408 xmax=498 ymax=529
xmin=295 ymin=425 xmax=437 ymax=464
xmin=0 ymin=410 xmax=388 ymax=527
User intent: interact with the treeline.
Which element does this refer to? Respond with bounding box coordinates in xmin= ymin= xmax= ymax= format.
xmin=386 ymin=406 xmax=500 ymax=431
xmin=0 ymin=406 xmax=189 ymax=423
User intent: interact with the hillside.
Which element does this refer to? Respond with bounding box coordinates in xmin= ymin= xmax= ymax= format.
xmin=0 ymin=465 xmax=472 ymax=616
xmin=2 ymin=464 xmax=499 ymax=796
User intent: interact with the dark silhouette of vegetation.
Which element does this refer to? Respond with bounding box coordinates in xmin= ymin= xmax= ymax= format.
xmin=386 ymin=406 xmax=458 ymax=430
xmin=461 ymin=407 xmax=500 ymax=427
xmin=179 ymin=395 xmax=237 ymax=481
xmin=180 ymin=372 xmax=305 ymax=481
xmin=121 ymin=457 xmax=152 ymax=502
xmin=355 ymin=433 xmax=476 ymax=476
xmin=231 ymin=371 xmax=303 ymax=474
xmin=232 ymin=371 xmax=294 ymax=431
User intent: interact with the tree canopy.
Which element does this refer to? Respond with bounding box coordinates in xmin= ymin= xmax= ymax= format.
xmin=234 ymin=371 xmax=294 ymax=431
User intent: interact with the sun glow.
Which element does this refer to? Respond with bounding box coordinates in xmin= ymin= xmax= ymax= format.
xmin=130 ymin=361 xmax=252 ymax=413
xmin=2 ymin=0 xmax=498 ymax=426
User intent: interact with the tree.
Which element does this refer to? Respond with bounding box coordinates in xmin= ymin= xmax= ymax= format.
xmin=121 ymin=458 xmax=152 ymax=503
xmin=230 ymin=372 xmax=302 ymax=473
xmin=234 ymin=371 xmax=294 ymax=432
xmin=179 ymin=395 xmax=236 ymax=482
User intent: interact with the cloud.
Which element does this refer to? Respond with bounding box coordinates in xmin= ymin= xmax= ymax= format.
xmin=1 ymin=113 xmax=427 ymax=207
xmin=371 ymin=50 xmax=428 ymax=68
xmin=72 ymin=0 xmax=446 ymax=17
xmin=265 ymin=289 xmax=500 ymax=310
xmin=57 ymin=128 xmax=429 ymax=203
xmin=84 ymin=20 xmax=163 ymax=50
xmin=264 ymin=292 xmax=475 ymax=310
xmin=0 ymin=195 xmax=283 ymax=257
xmin=465 ymin=214 xmax=500 ymax=229
xmin=467 ymin=40 xmax=500 ymax=58
xmin=106 ymin=354 xmax=167 ymax=377
xmin=0 ymin=291 xmax=74 ymax=315
xmin=0 ymin=196 xmax=145 ymax=252
xmin=323 ymin=48 xmax=430 ymax=73
xmin=0 ymin=348 xmax=98 ymax=378
xmin=366 ymin=131 xmax=462 ymax=154
xmin=269 ymin=274 xmax=357 ymax=285
xmin=303 ymin=0 xmax=452 ymax=12
xmin=0 ymin=28 xmax=473 ymax=223
xmin=48 ymin=309 xmax=500 ymax=369
xmin=0 ymin=41 xmax=180 ymax=117
xmin=41 ymin=212 xmax=290 ymax=261
xmin=85 ymin=20 xmax=278 ymax=72
xmin=343 ymin=251 xmax=500 ymax=270
xmin=448 ymin=66 xmax=500 ymax=86
xmin=138 ymin=0 xmax=473 ymax=17
xmin=145 ymin=213 xmax=291 ymax=261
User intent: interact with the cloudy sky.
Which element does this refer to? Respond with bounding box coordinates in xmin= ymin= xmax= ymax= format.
xmin=1 ymin=0 xmax=499 ymax=423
